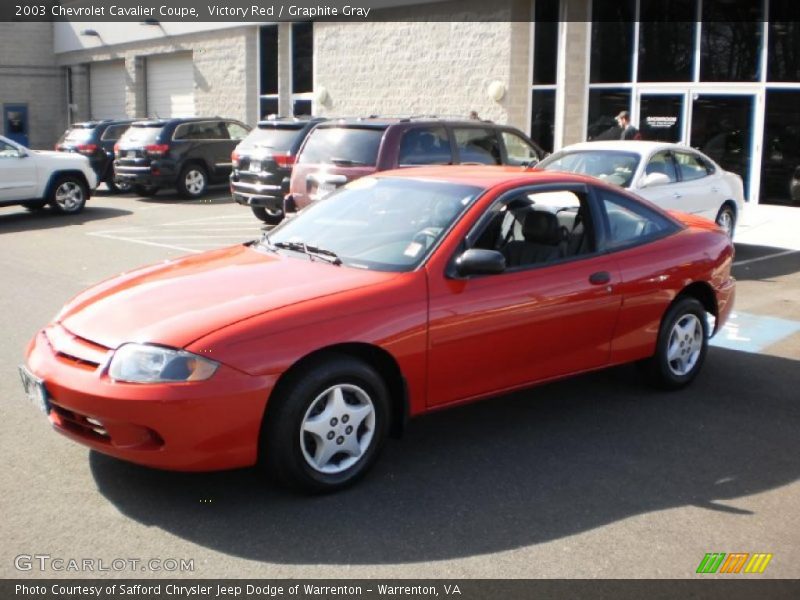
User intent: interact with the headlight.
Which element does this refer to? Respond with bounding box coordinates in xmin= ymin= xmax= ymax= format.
xmin=108 ymin=343 xmax=219 ymax=384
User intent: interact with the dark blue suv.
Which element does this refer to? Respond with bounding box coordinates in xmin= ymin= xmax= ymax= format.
xmin=56 ymin=120 xmax=135 ymax=193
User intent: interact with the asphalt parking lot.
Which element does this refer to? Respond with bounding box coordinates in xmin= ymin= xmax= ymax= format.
xmin=1 ymin=188 xmax=798 ymax=579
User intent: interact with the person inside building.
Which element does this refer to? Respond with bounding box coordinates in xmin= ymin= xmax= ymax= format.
xmin=616 ymin=111 xmax=640 ymax=140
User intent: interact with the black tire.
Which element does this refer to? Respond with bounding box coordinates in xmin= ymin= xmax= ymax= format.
xmin=642 ymin=297 xmax=709 ymax=390
xmin=133 ymin=184 xmax=160 ymax=197
xmin=106 ymin=177 xmax=133 ymax=194
xmin=261 ymin=354 xmax=390 ymax=493
xmin=177 ymin=164 xmax=208 ymax=199
xmin=714 ymin=204 xmax=736 ymax=238
xmin=48 ymin=175 xmax=87 ymax=215
xmin=251 ymin=205 xmax=284 ymax=225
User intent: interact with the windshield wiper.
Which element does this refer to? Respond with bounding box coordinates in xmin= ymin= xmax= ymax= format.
xmin=329 ymin=157 xmax=366 ymax=167
xmin=272 ymin=240 xmax=342 ymax=265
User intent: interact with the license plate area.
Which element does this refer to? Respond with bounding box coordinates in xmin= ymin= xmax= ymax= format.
xmin=19 ymin=366 xmax=50 ymax=414
xmin=249 ymin=160 xmax=261 ymax=173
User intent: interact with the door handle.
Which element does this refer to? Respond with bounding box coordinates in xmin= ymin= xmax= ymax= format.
xmin=589 ymin=271 xmax=611 ymax=285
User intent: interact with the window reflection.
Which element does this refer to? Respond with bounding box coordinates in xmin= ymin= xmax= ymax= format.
xmin=590 ymin=0 xmax=635 ymax=83
xmin=587 ymin=89 xmax=630 ymax=141
xmin=531 ymin=90 xmax=555 ymax=153
xmin=638 ymin=0 xmax=694 ymax=82
xmin=761 ymin=91 xmax=800 ymax=206
xmin=700 ymin=0 xmax=763 ymax=82
xmin=768 ymin=2 xmax=800 ymax=82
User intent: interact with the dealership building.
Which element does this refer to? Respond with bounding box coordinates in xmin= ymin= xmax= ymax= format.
xmin=1 ymin=0 xmax=798 ymax=205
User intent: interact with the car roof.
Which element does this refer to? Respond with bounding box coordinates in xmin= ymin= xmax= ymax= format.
xmin=69 ymin=119 xmax=136 ymax=128
xmin=371 ymin=165 xmax=603 ymax=188
xmin=558 ymin=140 xmax=700 ymax=154
xmin=317 ymin=116 xmax=502 ymax=129
xmin=131 ymin=117 xmax=241 ymax=127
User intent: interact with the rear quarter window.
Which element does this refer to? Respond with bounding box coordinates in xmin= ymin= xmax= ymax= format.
xmin=119 ymin=125 xmax=164 ymax=146
xmin=298 ymin=127 xmax=383 ymax=167
xmin=239 ymin=125 xmax=305 ymax=153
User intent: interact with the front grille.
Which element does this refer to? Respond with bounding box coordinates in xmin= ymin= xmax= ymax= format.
xmin=44 ymin=325 xmax=110 ymax=371
xmin=50 ymin=402 xmax=111 ymax=444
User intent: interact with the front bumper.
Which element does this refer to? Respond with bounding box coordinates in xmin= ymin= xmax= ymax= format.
xmin=24 ymin=328 xmax=276 ymax=471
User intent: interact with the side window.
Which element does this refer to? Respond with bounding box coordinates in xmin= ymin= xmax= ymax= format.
xmin=173 ymin=123 xmax=193 ymax=140
xmin=501 ymin=131 xmax=540 ymax=166
xmin=674 ymin=152 xmax=710 ymax=182
xmin=226 ymin=122 xmax=249 ymax=141
xmin=454 ymin=128 xmax=502 ymax=165
xmin=645 ymin=151 xmax=678 ymax=182
xmin=398 ymin=127 xmax=452 ymax=166
xmin=471 ymin=187 xmax=593 ymax=269
xmin=598 ymin=188 xmax=677 ymax=248
xmin=101 ymin=124 xmax=129 ymax=141
xmin=0 ymin=140 xmax=21 ymax=158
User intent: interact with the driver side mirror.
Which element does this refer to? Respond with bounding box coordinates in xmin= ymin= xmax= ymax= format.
xmin=455 ymin=248 xmax=506 ymax=277
xmin=640 ymin=172 xmax=671 ymax=188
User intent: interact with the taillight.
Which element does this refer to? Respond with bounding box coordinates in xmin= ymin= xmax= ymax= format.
xmin=114 ymin=143 xmax=120 ymax=153
xmin=231 ymin=151 xmax=240 ymax=167
xmin=145 ymin=144 xmax=170 ymax=157
xmin=75 ymin=144 xmax=98 ymax=155
xmin=274 ymin=153 xmax=295 ymax=168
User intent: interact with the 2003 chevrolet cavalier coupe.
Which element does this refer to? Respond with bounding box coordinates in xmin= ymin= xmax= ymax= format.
xmin=21 ymin=167 xmax=735 ymax=492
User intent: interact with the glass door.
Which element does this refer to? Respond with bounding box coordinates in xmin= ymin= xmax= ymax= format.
xmin=638 ymin=92 xmax=686 ymax=143
xmin=690 ymin=94 xmax=755 ymax=198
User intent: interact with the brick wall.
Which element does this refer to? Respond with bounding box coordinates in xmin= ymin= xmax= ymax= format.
xmin=0 ymin=23 xmax=66 ymax=149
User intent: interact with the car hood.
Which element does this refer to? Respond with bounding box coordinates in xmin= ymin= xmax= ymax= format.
xmin=34 ymin=150 xmax=90 ymax=166
xmin=57 ymin=244 xmax=394 ymax=350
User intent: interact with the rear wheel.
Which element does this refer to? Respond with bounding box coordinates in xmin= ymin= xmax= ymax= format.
xmin=715 ymin=204 xmax=736 ymax=238
xmin=178 ymin=164 xmax=208 ymax=199
xmin=251 ymin=205 xmax=284 ymax=225
xmin=48 ymin=176 xmax=87 ymax=215
xmin=261 ymin=355 xmax=390 ymax=493
xmin=643 ymin=297 xmax=709 ymax=390
xmin=132 ymin=184 xmax=160 ymax=197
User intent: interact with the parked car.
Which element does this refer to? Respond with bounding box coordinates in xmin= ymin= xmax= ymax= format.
xmin=287 ymin=116 xmax=545 ymax=217
xmin=0 ymin=135 xmax=97 ymax=215
xmin=22 ymin=166 xmax=735 ymax=492
xmin=55 ymin=120 xmax=134 ymax=193
xmin=230 ymin=116 xmax=325 ymax=224
xmin=537 ymin=141 xmax=745 ymax=237
xmin=114 ymin=117 xmax=251 ymax=198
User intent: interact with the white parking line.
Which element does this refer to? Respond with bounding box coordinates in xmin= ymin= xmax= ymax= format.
xmin=733 ymin=249 xmax=799 ymax=267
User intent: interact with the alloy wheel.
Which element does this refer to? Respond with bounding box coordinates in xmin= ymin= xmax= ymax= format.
xmin=666 ymin=313 xmax=704 ymax=377
xmin=54 ymin=182 xmax=84 ymax=212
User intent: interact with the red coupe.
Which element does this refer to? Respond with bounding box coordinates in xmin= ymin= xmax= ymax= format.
xmin=21 ymin=167 xmax=735 ymax=492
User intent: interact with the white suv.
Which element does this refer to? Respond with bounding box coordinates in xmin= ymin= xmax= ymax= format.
xmin=0 ymin=135 xmax=98 ymax=215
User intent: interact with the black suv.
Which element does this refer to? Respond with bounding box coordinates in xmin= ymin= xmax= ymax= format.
xmin=230 ymin=116 xmax=325 ymax=224
xmin=114 ymin=117 xmax=251 ymax=198
xmin=289 ymin=117 xmax=546 ymax=214
xmin=56 ymin=120 xmax=135 ymax=193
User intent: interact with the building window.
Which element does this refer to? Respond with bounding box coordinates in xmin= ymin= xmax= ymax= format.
xmin=533 ymin=0 xmax=558 ymax=86
xmin=587 ymin=89 xmax=631 ymax=141
xmin=637 ymin=0 xmax=695 ymax=82
xmin=259 ymin=26 xmax=279 ymax=118
xmin=531 ymin=90 xmax=555 ymax=153
xmin=700 ymin=0 xmax=763 ymax=82
xmin=761 ymin=91 xmax=800 ymax=205
xmin=291 ymin=22 xmax=313 ymax=116
xmin=768 ymin=3 xmax=800 ymax=82
xmin=590 ymin=0 xmax=635 ymax=83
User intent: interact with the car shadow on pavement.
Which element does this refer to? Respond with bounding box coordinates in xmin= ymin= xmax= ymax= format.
xmin=733 ymin=244 xmax=800 ymax=282
xmin=90 ymin=347 xmax=800 ymax=564
xmin=131 ymin=188 xmax=233 ymax=205
xmin=0 ymin=207 xmax=132 ymax=233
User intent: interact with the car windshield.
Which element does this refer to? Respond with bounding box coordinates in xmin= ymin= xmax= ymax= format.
xmin=538 ymin=150 xmax=641 ymax=188
xmin=297 ymin=127 xmax=383 ymax=166
xmin=118 ymin=124 xmax=164 ymax=147
xmin=261 ymin=177 xmax=483 ymax=272
xmin=239 ymin=125 xmax=304 ymax=153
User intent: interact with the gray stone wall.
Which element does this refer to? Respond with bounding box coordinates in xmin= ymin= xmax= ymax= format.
xmin=56 ymin=26 xmax=258 ymax=126
xmin=313 ymin=0 xmax=531 ymax=130
xmin=560 ymin=0 xmax=591 ymax=146
xmin=0 ymin=23 xmax=66 ymax=148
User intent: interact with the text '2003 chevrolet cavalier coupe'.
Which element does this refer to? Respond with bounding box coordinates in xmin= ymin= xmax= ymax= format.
xmin=21 ymin=167 xmax=735 ymax=492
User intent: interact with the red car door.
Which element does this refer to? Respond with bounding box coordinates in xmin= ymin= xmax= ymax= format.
xmin=425 ymin=183 xmax=623 ymax=408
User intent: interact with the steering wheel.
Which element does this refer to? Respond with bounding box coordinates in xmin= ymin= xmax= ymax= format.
xmin=412 ymin=227 xmax=442 ymax=250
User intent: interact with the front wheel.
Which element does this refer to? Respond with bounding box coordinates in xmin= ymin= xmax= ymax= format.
xmin=251 ymin=205 xmax=284 ymax=225
xmin=715 ymin=204 xmax=736 ymax=238
xmin=643 ymin=297 xmax=709 ymax=390
xmin=49 ymin=176 xmax=87 ymax=214
xmin=261 ymin=355 xmax=390 ymax=493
